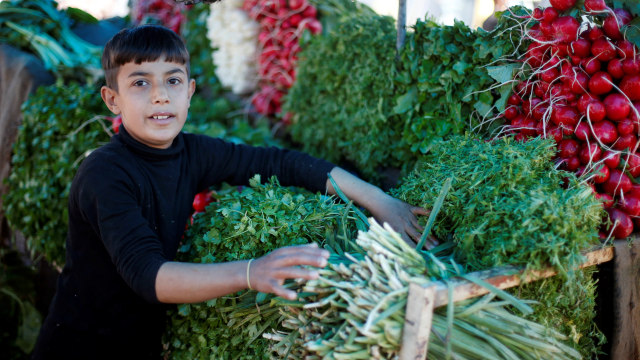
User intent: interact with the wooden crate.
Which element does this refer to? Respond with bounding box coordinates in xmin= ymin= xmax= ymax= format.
xmin=399 ymin=239 xmax=640 ymax=360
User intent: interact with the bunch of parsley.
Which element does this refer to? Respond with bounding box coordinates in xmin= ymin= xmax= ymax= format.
xmin=163 ymin=176 xmax=359 ymax=360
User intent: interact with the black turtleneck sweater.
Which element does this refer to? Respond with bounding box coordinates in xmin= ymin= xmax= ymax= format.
xmin=31 ymin=126 xmax=335 ymax=359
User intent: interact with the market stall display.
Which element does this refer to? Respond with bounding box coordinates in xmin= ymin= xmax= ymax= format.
xmin=4 ymin=0 xmax=640 ymax=359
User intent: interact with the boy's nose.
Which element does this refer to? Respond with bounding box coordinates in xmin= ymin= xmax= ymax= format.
xmin=151 ymin=85 xmax=170 ymax=104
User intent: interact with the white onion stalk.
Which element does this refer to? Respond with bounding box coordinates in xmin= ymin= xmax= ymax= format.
xmin=206 ymin=0 xmax=259 ymax=94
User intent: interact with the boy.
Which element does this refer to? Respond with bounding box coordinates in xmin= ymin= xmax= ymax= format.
xmin=31 ymin=25 xmax=428 ymax=359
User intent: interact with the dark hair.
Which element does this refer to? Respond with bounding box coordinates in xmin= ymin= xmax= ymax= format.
xmin=102 ymin=25 xmax=190 ymax=91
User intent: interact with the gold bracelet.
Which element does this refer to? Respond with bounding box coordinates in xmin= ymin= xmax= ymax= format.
xmin=246 ymin=259 xmax=254 ymax=290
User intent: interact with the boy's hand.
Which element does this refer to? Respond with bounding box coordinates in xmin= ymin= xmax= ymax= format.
xmin=368 ymin=193 xmax=437 ymax=248
xmin=249 ymin=243 xmax=329 ymax=300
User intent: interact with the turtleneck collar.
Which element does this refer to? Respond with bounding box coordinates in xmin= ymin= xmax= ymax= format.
xmin=115 ymin=124 xmax=184 ymax=160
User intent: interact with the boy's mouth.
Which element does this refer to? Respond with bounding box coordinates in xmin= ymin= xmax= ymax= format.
xmin=149 ymin=113 xmax=175 ymax=124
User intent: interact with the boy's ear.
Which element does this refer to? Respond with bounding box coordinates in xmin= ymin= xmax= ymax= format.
xmin=188 ymin=78 xmax=196 ymax=102
xmin=101 ymin=86 xmax=121 ymax=115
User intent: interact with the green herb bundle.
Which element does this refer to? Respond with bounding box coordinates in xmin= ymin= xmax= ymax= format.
xmin=284 ymin=13 xmax=401 ymax=181
xmin=163 ymin=176 xmax=359 ymax=359
xmin=392 ymin=135 xmax=602 ymax=275
xmin=0 ymin=0 xmax=102 ymax=80
xmin=391 ymin=135 xmax=605 ymax=357
xmin=4 ymin=81 xmax=110 ymax=266
xmin=267 ymin=219 xmax=582 ymax=359
xmin=393 ymin=13 xmax=524 ymax=156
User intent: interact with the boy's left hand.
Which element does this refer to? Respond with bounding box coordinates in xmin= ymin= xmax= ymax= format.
xmin=368 ymin=193 xmax=435 ymax=248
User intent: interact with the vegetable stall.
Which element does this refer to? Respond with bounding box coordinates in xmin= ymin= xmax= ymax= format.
xmin=2 ymin=0 xmax=640 ymax=359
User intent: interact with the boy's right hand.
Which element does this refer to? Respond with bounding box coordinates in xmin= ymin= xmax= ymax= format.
xmin=249 ymin=243 xmax=329 ymax=300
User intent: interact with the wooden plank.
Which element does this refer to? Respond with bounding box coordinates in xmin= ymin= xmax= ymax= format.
xmin=399 ymin=283 xmax=435 ymax=360
xmin=425 ymin=246 xmax=614 ymax=308
xmin=610 ymin=239 xmax=640 ymax=360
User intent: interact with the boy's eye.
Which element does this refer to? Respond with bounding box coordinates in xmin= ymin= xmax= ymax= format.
xmin=168 ymin=78 xmax=182 ymax=85
xmin=133 ymin=80 xmax=148 ymax=87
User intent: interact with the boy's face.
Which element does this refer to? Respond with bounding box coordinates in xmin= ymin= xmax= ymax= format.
xmin=101 ymin=58 xmax=196 ymax=149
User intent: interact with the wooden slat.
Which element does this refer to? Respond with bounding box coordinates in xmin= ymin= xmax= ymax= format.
xmin=399 ymin=283 xmax=435 ymax=360
xmin=400 ymin=246 xmax=615 ymax=360
xmin=611 ymin=239 xmax=640 ymax=360
xmin=423 ymin=246 xmax=615 ymax=308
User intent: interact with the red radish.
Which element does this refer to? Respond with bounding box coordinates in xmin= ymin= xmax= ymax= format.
xmin=532 ymin=7 xmax=544 ymax=20
xmin=552 ymin=105 xmax=580 ymax=127
xmin=617 ymin=118 xmax=635 ymax=135
xmin=578 ymin=93 xmax=597 ymax=113
xmin=604 ymin=150 xmax=621 ymax=168
xmin=613 ymin=134 xmax=638 ymax=151
xmin=540 ymin=21 xmax=554 ymax=37
xmin=603 ymin=169 xmax=633 ymax=196
xmin=589 ymin=71 xmax=613 ymax=95
xmin=575 ymin=122 xmax=591 ymax=140
xmin=596 ymin=192 xmax=614 ymax=208
xmin=624 ymin=153 xmax=640 ymax=177
xmin=540 ymin=67 xmax=559 ymax=83
xmin=558 ymin=138 xmax=580 ymax=157
xmin=617 ymin=40 xmax=637 ymax=60
xmin=526 ymin=43 xmax=548 ymax=68
xmin=302 ymin=4 xmax=317 ymax=18
xmin=605 ymin=207 xmax=634 ymax=238
xmin=629 ymin=183 xmax=640 ymax=197
xmin=504 ymin=106 xmax=520 ymax=120
xmin=585 ymin=26 xmax=605 ymax=41
xmin=552 ymin=16 xmax=580 ymax=43
xmin=544 ymin=126 xmax=564 ymax=142
xmin=302 ymin=18 xmax=322 ymax=34
xmin=586 ymin=100 xmax=606 ymax=122
xmin=543 ymin=6 xmax=559 ymax=23
xmin=591 ymin=38 xmax=617 ymax=62
xmin=619 ymin=196 xmax=640 ymax=220
xmin=592 ymin=120 xmax=619 ymax=144
xmin=192 ymin=190 xmax=213 ymax=212
xmin=550 ymin=0 xmax=576 ymax=11
xmin=607 ymin=59 xmax=625 ymax=79
xmin=532 ymin=102 xmax=549 ymax=120
xmin=565 ymin=156 xmax=581 ymax=170
xmin=566 ymin=70 xmax=590 ymax=94
xmin=507 ymin=94 xmax=522 ymax=106
xmin=111 ymin=115 xmax=122 ymax=134
xmin=604 ymin=93 xmax=631 ymax=120
xmin=621 ymin=75 xmax=640 ymax=101
xmin=622 ymin=58 xmax=640 ymax=75
xmin=288 ymin=0 xmax=308 ymax=10
xmin=579 ymin=143 xmax=602 ymax=164
xmin=571 ymin=55 xmax=582 ymax=65
xmin=581 ymin=57 xmax=601 ymax=75
xmin=602 ymin=8 xmax=632 ymax=40
xmin=570 ymin=38 xmax=591 ymax=57
xmin=631 ymin=102 xmax=640 ymax=123
xmin=534 ymin=82 xmax=550 ymax=98
xmin=584 ymin=0 xmax=609 ymax=12
xmin=593 ymin=164 xmax=611 ymax=183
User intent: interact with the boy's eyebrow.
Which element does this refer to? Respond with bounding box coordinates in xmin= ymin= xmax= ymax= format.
xmin=127 ymin=68 xmax=186 ymax=78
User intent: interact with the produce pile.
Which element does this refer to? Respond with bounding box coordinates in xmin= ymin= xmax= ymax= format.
xmin=0 ymin=0 xmax=101 ymax=79
xmin=391 ymin=135 xmax=604 ymax=357
xmin=498 ymin=0 xmax=640 ymax=238
xmin=267 ymin=220 xmax=583 ymax=360
xmin=164 ymin=176 xmax=361 ymax=359
xmin=131 ymin=0 xmax=190 ymax=34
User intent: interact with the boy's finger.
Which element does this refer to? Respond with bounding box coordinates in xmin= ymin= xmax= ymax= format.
xmin=274 ymin=245 xmax=330 ymax=260
xmin=272 ymin=253 xmax=329 ymax=268
xmin=272 ymin=285 xmax=298 ymax=300
xmin=273 ymin=267 xmax=319 ymax=281
xmin=405 ymin=225 xmax=422 ymax=243
xmin=411 ymin=206 xmax=430 ymax=216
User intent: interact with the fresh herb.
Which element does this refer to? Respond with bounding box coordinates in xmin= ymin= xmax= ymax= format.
xmin=3 ymin=81 xmax=110 ymax=266
xmin=284 ymin=13 xmax=400 ymax=181
xmin=391 ymin=135 xmax=603 ymax=277
xmin=163 ymin=176 xmax=359 ymax=359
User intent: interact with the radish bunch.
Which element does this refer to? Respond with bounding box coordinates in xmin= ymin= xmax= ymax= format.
xmin=503 ymin=1 xmax=640 ymax=238
xmin=242 ymin=0 xmax=322 ymax=121
xmin=132 ymin=0 xmax=189 ymax=34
